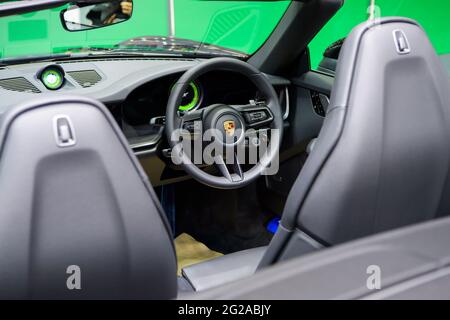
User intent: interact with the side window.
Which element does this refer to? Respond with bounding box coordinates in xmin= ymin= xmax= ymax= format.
xmin=309 ymin=0 xmax=450 ymax=71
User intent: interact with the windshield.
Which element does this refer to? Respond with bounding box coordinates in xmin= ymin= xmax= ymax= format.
xmin=0 ymin=0 xmax=291 ymax=60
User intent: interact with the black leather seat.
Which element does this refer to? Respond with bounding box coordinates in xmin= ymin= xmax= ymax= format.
xmin=261 ymin=16 xmax=450 ymax=265
xmin=183 ymin=17 xmax=450 ymax=289
xmin=0 ymin=96 xmax=177 ymax=299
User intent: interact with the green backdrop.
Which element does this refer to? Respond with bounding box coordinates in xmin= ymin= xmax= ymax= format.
xmin=0 ymin=0 xmax=290 ymax=59
xmin=309 ymin=0 xmax=450 ymax=69
xmin=2 ymin=0 xmax=450 ymax=70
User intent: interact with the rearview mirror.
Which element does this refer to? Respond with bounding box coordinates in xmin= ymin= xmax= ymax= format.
xmin=61 ymin=0 xmax=133 ymax=32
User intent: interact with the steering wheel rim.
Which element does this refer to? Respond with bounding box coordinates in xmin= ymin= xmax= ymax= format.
xmin=165 ymin=57 xmax=283 ymax=189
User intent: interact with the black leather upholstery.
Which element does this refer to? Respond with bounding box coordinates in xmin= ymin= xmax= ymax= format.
xmin=0 ymin=96 xmax=177 ymax=299
xmin=261 ymin=18 xmax=450 ymax=266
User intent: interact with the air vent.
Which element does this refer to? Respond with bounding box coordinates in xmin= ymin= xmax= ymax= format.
xmin=67 ymin=70 xmax=102 ymax=88
xmin=0 ymin=77 xmax=41 ymax=93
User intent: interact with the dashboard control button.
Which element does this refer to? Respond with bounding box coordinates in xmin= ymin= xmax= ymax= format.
xmin=244 ymin=110 xmax=269 ymax=124
xmin=310 ymin=91 xmax=329 ymax=117
xmin=182 ymin=121 xmax=202 ymax=133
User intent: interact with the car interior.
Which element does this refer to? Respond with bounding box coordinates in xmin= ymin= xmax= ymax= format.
xmin=189 ymin=213 xmax=450 ymax=300
xmin=1 ymin=0 xmax=450 ymax=300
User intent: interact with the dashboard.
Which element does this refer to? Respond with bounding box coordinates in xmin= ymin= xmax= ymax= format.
xmin=0 ymin=57 xmax=292 ymax=186
xmin=121 ymin=70 xmax=264 ymax=144
xmin=0 ymin=57 xmax=289 ymax=109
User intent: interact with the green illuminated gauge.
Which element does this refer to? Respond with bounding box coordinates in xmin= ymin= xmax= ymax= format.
xmin=178 ymin=81 xmax=201 ymax=112
xmin=40 ymin=66 xmax=65 ymax=90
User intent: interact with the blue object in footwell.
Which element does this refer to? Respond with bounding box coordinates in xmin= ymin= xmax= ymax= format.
xmin=267 ymin=217 xmax=280 ymax=234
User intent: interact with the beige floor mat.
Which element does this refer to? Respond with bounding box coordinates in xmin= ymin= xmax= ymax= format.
xmin=174 ymin=233 xmax=223 ymax=276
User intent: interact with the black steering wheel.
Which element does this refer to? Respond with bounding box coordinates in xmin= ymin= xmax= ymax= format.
xmin=165 ymin=58 xmax=283 ymax=189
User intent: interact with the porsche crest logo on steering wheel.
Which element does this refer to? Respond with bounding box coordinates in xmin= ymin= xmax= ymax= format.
xmin=223 ymin=120 xmax=236 ymax=136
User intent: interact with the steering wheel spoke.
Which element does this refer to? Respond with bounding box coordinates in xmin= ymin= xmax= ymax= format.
xmin=181 ymin=108 xmax=203 ymax=122
xmin=214 ymin=154 xmax=232 ymax=181
xmin=232 ymin=152 xmax=244 ymax=180
xmin=180 ymin=109 xmax=204 ymax=136
xmin=214 ymin=152 xmax=244 ymax=182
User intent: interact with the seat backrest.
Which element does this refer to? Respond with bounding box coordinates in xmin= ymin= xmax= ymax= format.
xmin=0 ymin=96 xmax=177 ymax=299
xmin=261 ymin=18 xmax=450 ymax=266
